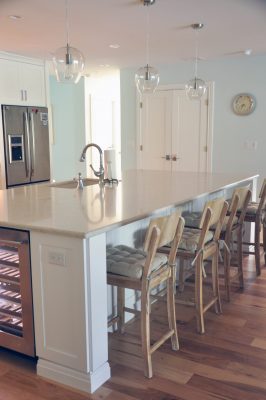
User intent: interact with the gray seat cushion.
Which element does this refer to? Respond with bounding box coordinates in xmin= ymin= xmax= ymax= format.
xmin=245 ymin=202 xmax=259 ymax=216
xmin=106 ymin=245 xmax=168 ymax=279
xmin=182 ymin=211 xmax=238 ymax=232
xmin=182 ymin=211 xmax=201 ymax=228
xmin=178 ymin=228 xmax=214 ymax=252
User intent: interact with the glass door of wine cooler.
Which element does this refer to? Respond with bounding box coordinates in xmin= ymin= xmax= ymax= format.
xmin=0 ymin=228 xmax=35 ymax=356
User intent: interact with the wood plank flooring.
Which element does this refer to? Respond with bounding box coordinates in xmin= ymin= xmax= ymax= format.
xmin=0 ymin=255 xmax=266 ymax=399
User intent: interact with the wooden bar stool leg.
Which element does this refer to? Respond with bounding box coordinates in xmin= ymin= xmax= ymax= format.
xmin=255 ymin=219 xmax=261 ymax=276
xmin=237 ymin=227 xmax=244 ymax=289
xmin=141 ymin=285 xmax=152 ymax=378
xmin=263 ymin=224 xmax=266 ymax=265
xmin=195 ymin=256 xmax=204 ymax=334
xmin=167 ymin=267 xmax=179 ymax=350
xmin=178 ymin=258 xmax=185 ymax=292
xmin=117 ymin=287 xmax=125 ymax=334
xmin=212 ymin=249 xmax=222 ymax=314
xmin=224 ymin=244 xmax=231 ymax=302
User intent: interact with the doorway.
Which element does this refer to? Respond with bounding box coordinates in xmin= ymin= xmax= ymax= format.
xmin=136 ymin=83 xmax=214 ymax=172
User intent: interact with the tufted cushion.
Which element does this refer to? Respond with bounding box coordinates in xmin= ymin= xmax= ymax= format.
xmin=106 ymin=245 xmax=168 ymax=279
xmin=182 ymin=211 xmax=201 ymax=228
xmin=238 ymin=202 xmax=266 ymax=223
xmin=220 ymin=215 xmax=239 ymax=232
xmin=182 ymin=210 xmax=238 ymax=232
xmin=245 ymin=202 xmax=259 ymax=216
xmin=178 ymin=228 xmax=214 ymax=252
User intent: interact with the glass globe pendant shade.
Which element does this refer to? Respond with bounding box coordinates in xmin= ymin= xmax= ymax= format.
xmin=185 ymin=77 xmax=206 ymax=100
xmin=53 ymin=44 xmax=85 ymax=84
xmin=135 ymin=64 xmax=159 ymax=94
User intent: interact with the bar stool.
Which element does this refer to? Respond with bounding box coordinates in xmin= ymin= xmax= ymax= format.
xmin=107 ymin=211 xmax=184 ymax=378
xmin=221 ymin=187 xmax=251 ymax=301
xmin=182 ymin=187 xmax=251 ymax=302
xmin=241 ymin=179 xmax=266 ymax=275
xmin=263 ymin=217 xmax=266 ymax=265
xmin=164 ymin=198 xmax=228 ymax=334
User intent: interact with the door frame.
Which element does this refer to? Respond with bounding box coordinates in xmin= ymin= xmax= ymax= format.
xmin=136 ymin=82 xmax=214 ymax=172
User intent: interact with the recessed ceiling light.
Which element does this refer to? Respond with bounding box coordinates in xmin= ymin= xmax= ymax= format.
xmin=8 ymin=15 xmax=23 ymax=20
xmin=99 ymin=64 xmax=111 ymax=68
xmin=109 ymin=44 xmax=120 ymax=49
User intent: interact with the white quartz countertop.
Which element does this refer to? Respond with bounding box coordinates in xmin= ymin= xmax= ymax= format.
xmin=0 ymin=170 xmax=257 ymax=238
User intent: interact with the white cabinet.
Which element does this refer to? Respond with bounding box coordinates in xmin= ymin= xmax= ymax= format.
xmin=0 ymin=54 xmax=46 ymax=106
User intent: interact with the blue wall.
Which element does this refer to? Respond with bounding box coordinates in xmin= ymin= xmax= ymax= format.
xmin=120 ymin=55 xmax=266 ymax=189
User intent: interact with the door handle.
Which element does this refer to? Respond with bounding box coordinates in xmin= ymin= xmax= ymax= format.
xmin=171 ymin=155 xmax=180 ymax=161
xmin=29 ymin=113 xmax=35 ymax=176
xmin=23 ymin=112 xmax=31 ymax=178
xmin=24 ymin=90 xmax=27 ymax=102
xmin=161 ymin=154 xmax=171 ymax=160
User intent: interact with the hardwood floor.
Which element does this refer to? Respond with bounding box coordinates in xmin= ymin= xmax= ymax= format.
xmin=0 ymin=255 xmax=266 ymax=399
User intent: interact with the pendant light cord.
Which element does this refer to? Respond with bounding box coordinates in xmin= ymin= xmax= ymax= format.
xmin=145 ymin=3 xmax=150 ymax=66
xmin=194 ymin=28 xmax=199 ymax=80
xmin=65 ymin=0 xmax=70 ymax=46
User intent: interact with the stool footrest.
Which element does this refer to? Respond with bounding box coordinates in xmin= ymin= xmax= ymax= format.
xmin=203 ymin=297 xmax=219 ymax=313
xmin=123 ymin=306 xmax=140 ymax=315
xmin=150 ymin=329 xmax=175 ymax=354
xmin=108 ymin=315 xmax=120 ymax=328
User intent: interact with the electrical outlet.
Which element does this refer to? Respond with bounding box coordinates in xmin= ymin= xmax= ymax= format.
xmin=48 ymin=251 xmax=66 ymax=266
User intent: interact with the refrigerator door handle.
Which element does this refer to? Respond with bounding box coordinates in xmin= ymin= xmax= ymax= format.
xmin=23 ymin=112 xmax=31 ymax=178
xmin=29 ymin=112 xmax=35 ymax=177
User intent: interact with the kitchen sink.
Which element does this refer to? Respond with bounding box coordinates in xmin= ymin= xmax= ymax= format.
xmin=50 ymin=178 xmax=99 ymax=189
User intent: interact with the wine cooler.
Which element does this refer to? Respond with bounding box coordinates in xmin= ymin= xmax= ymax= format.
xmin=0 ymin=227 xmax=35 ymax=356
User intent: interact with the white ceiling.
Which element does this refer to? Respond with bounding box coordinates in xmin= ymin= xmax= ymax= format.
xmin=1 ymin=0 xmax=266 ymax=73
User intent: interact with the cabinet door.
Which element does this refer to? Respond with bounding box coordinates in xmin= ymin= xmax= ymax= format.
xmin=20 ymin=63 xmax=46 ymax=106
xmin=0 ymin=59 xmax=22 ymax=104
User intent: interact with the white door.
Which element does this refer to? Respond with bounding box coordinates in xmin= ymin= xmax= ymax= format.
xmin=140 ymin=90 xmax=173 ymax=171
xmin=137 ymin=85 xmax=212 ymax=172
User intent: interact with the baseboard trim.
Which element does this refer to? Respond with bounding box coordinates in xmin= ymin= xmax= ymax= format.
xmin=37 ymin=358 xmax=111 ymax=394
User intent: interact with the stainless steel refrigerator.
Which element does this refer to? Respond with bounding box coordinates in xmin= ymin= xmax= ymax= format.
xmin=2 ymin=105 xmax=50 ymax=188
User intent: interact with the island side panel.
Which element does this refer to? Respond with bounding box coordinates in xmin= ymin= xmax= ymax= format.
xmin=84 ymin=232 xmax=111 ymax=390
xmin=30 ymin=231 xmax=110 ymax=393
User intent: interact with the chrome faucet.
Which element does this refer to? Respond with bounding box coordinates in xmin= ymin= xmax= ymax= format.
xmin=79 ymin=143 xmax=104 ymax=183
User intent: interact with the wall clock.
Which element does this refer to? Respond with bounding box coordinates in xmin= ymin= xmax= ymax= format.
xmin=232 ymin=93 xmax=256 ymax=115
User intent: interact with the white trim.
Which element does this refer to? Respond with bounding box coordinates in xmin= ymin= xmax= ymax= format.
xmin=37 ymin=359 xmax=111 ymax=394
xmin=135 ymin=89 xmax=142 ymax=169
xmin=206 ymin=82 xmax=215 ymax=172
xmin=0 ymin=51 xmax=45 ymax=66
xmin=136 ymin=82 xmax=214 ymax=172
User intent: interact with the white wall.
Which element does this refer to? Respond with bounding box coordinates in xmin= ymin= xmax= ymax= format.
xmin=84 ymin=71 xmax=121 ymax=178
xmin=49 ymin=76 xmax=86 ymax=182
xmin=120 ymin=54 xmax=266 ymax=190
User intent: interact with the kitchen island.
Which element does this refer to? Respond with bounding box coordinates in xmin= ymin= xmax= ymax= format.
xmin=0 ymin=170 xmax=258 ymax=393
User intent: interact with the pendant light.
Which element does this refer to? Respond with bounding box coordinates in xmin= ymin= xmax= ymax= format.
xmin=53 ymin=0 xmax=85 ymax=84
xmin=135 ymin=0 xmax=159 ymax=94
xmin=186 ymin=23 xmax=206 ymax=100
